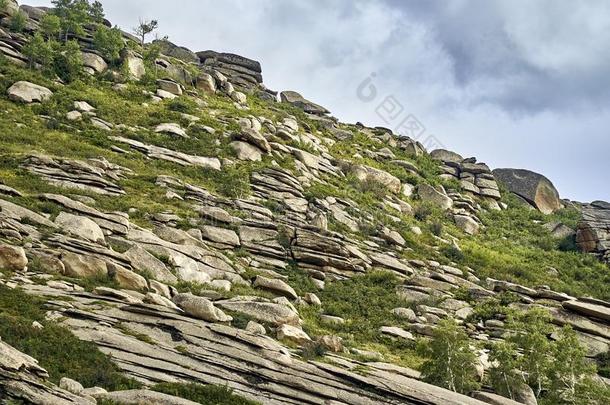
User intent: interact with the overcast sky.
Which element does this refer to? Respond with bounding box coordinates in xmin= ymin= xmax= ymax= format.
xmin=27 ymin=0 xmax=610 ymax=202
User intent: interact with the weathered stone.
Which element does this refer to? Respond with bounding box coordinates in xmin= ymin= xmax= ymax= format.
xmin=82 ymin=52 xmax=107 ymax=73
xmin=280 ymin=91 xmax=329 ymax=115
xmin=124 ymin=245 xmax=177 ymax=284
xmin=380 ymin=326 xmax=415 ymax=341
xmin=317 ymin=335 xmax=344 ymax=352
xmin=245 ymin=320 xmax=266 ymax=334
xmin=277 ymin=324 xmax=311 ymax=344
xmin=232 ymin=129 xmax=271 ymax=153
xmin=7 ymin=81 xmax=52 ymax=103
xmin=100 ymin=390 xmax=199 ymax=405
xmin=157 ymin=79 xmax=183 ymax=96
xmin=430 ymin=149 xmax=464 ymax=164
xmin=231 ymin=141 xmax=262 ymax=161
xmin=121 ymin=50 xmax=145 ymax=80
xmin=155 ymin=123 xmax=187 ymax=138
xmin=61 ymin=252 xmax=108 ymax=278
xmin=563 ymin=300 xmax=610 ymax=323
xmin=493 ymin=168 xmax=562 ymax=214
xmin=351 ymin=164 xmax=401 ymax=194
xmin=195 ymin=73 xmax=216 ymax=94
xmin=391 ymin=307 xmax=417 ymax=322
xmin=0 ymin=244 xmax=27 ymax=271
xmin=454 ymin=215 xmax=480 ymax=235
xmin=59 ymin=377 xmax=84 ymax=395
xmin=172 ymin=293 xmax=232 ymax=322
xmin=253 ymin=275 xmax=298 ymax=300
xmin=108 ymin=263 xmax=148 ymax=291
xmin=55 ymin=212 xmax=106 ymax=244
xmin=217 ymin=298 xmax=300 ymax=326
xmin=201 ymin=225 xmax=240 ymax=247
xmin=418 ymin=184 xmax=453 ymax=210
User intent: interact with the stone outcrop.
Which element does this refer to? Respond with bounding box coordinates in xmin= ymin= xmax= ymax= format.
xmin=280 ymin=90 xmax=330 ymax=115
xmin=493 ymin=168 xmax=562 ymax=214
xmin=197 ymin=50 xmax=263 ymax=89
xmin=23 ymin=155 xmax=129 ymax=196
xmin=431 ymin=150 xmax=502 ymax=204
xmin=7 ymin=81 xmax=52 ymax=103
xmin=576 ymin=201 xmax=610 ymax=263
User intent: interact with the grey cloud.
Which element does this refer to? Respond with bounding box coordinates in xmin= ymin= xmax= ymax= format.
xmin=21 ymin=0 xmax=610 ymax=201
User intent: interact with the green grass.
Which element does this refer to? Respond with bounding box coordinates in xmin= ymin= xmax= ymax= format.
xmin=299 ymin=271 xmax=425 ymax=369
xmin=152 ymin=382 xmax=260 ymax=405
xmin=0 ymin=285 xmax=140 ymax=390
xmin=458 ymin=194 xmax=610 ymax=299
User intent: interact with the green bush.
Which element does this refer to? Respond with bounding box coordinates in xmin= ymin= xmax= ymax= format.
xmin=93 ymin=25 xmax=125 ymax=64
xmin=0 ymin=285 xmax=139 ymax=390
xmin=53 ymin=40 xmax=84 ymax=82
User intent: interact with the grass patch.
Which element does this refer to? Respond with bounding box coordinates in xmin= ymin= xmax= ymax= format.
xmin=0 ymin=285 xmax=140 ymax=390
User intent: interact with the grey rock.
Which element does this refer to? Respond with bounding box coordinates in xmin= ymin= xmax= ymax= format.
xmin=172 ymin=293 xmax=232 ymax=322
xmin=253 ymin=275 xmax=298 ymax=300
xmin=493 ymin=168 xmax=562 ymax=214
xmin=7 ymin=81 xmax=52 ymax=103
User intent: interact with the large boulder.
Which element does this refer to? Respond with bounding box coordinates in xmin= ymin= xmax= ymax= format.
xmin=82 ymin=52 xmax=108 ymax=74
xmin=253 ymin=275 xmax=298 ymax=300
xmin=61 ymin=252 xmax=108 ymax=278
xmin=172 ymin=293 xmax=232 ymax=322
xmin=350 ymin=164 xmax=402 ymax=194
xmin=280 ymin=91 xmax=329 ymax=115
xmin=576 ymin=201 xmax=610 ymax=263
xmin=493 ymin=168 xmax=562 ymax=214
xmin=0 ymin=244 xmax=27 ymax=271
xmin=54 ymin=212 xmax=105 ymax=244
xmin=418 ymin=184 xmax=453 ymax=210
xmin=121 ymin=50 xmax=145 ymax=80
xmin=0 ymin=0 xmax=19 ymax=18
xmin=152 ymin=39 xmax=199 ymax=64
xmin=430 ymin=149 xmax=464 ymax=164
xmin=217 ymin=298 xmax=300 ymax=326
xmin=7 ymin=81 xmax=52 ymax=103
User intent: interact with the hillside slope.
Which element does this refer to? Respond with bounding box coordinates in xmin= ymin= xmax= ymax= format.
xmin=0 ymin=1 xmax=609 ymax=404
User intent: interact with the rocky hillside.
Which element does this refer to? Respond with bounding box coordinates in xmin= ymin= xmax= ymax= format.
xmin=1 ymin=1 xmax=609 ymax=404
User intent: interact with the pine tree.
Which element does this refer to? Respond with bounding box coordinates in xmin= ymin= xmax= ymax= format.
xmin=39 ymin=13 xmax=62 ymax=40
xmin=92 ymin=25 xmax=124 ymax=64
xmin=21 ymin=32 xmax=54 ymax=69
xmin=133 ymin=18 xmax=158 ymax=47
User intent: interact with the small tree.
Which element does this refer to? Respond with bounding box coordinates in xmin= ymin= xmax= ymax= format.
xmin=39 ymin=13 xmax=62 ymax=40
xmin=88 ymin=0 xmax=104 ymax=24
xmin=142 ymin=40 xmax=161 ymax=77
xmin=22 ymin=32 xmax=54 ymax=69
xmin=507 ymin=308 xmax=554 ymax=397
xmin=546 ymin=326 xmax=602 ymax=404
xmin=488 ymin=341 xmax=527 ymax=401
xmin=92 ymin=25 xmax=124 ymax=64
xmin=52 ymin=0 xmax=91 ymax=41
xmin=133 ymin=18 xmax=158 ymax=47
xmin=418 ymin=318 xmax=481 ymax=394
xmin=53 ymin=39 xmax=83 ymax=82
xmin=9 ymin=10 xmax=27 ymax=32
